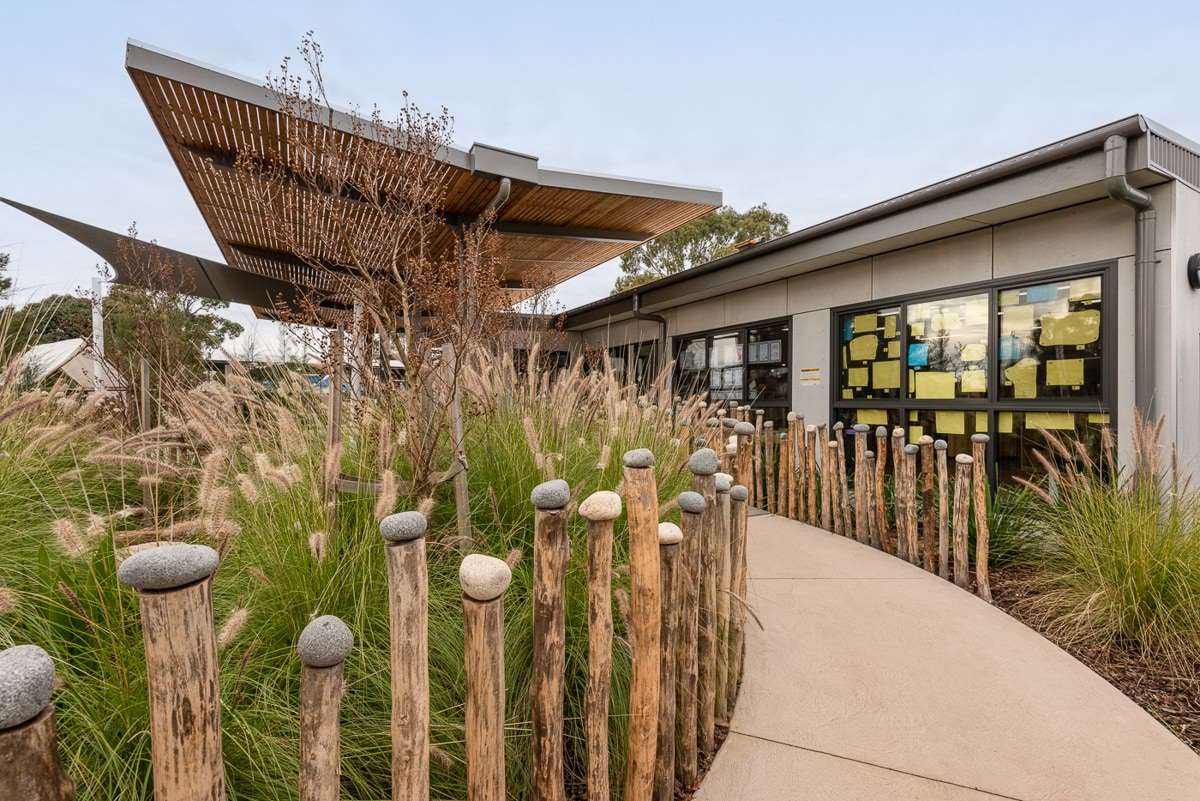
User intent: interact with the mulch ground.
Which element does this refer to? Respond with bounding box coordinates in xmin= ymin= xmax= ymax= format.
xmin=990 ymin=565 xmax=1200 ymax=754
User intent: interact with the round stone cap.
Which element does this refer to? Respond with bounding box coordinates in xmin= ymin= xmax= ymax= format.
xmin=578 ymin=491 xmax=622 ymax=521
xmin=918 ymin=435 xmax=934 ymax=445
xmin=678 ymin=491 xmax=706 ymax=514
xmin=715 ymin=471 xmax=733 ymax=485
xmin=734 ymin=422 xmax=755 ymax=436
xmin=705 ymin=417 xmax=718 ymax=428
xmin=117 ymin=543 xmax=219 ymax=590
xmin=722 ymin=417 xmax=735 ymax=428
xmin=875 ymin=426 xmax=888 ymax=437
xmin=623 ymin=448 xmax=655 ymax=468
xmin=730 ymin=485 xmax=749 ymax=502
xmin=658 ymin=522 xmax=683 ymax=545
xmin=971 ymin=433 xmax=991 ymax=444
xmin=688 ymin=448 xmax=720 ymax=475
xmin=904 ymin=443 xmax=920 ymax=454
xmin=852 ymin=423 xmax=870 ymax=433
xmin=715 ymin=474 xmax=732 ymax=493
xmin=459 ymin=554 xmax=513 ymax=601
xmin=0 ymin=645 xmax=54 ymax=729
xmin=787 ymin=411 xmax=796 ymax=421
xmin=380 ymin=511 xmax=428 ymax=543
xmin=935 ymin=439 xmax=948 ymax=450
xmin=828 ymin=440 xmax=837 ymax=448
xmin=833 ymin=421 xmax=844 ymax=430
xmin=865 ymin=450 xmax=875 ymax=459
xmin=531 ymin=479 xmax=571 ymax=509
xmin=297 ymin=615 xmax=354 ymax=667
xmin=763 ymin=421 xmax=774 ymax=430
xmin=673 ymin=395 xmax=682 ymax=403
xmin=892 ymin=427 xmax=905 ymax=437
xmin=806 ymin=424 xmax=817 ymax=433
xmin=755 ymin=409 xmax=764 ymax=417
xmin=956 ymin=453 xmax=975 ymax=465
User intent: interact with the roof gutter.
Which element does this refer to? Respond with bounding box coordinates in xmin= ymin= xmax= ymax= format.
xmin=1104 ymin=134 xmax=1158 ymax=420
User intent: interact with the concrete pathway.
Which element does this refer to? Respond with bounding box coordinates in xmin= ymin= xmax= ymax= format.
xmin=696 ymin=514 xmax=1200 ymax=801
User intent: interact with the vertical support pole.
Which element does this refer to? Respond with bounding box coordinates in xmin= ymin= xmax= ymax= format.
xmin=953 ymin=455 xmax=973 ymax=589
xmin=852 ymin=424 xmax=870 ymax=543
xmin=445 ymin=343 xmax=472 ymax=541
xmin=579 ymin=491 xmax=621 ymax=801
xmin=655 ymin=522 xmax=682 ymax=801
xmin=935 ymin=440 xmax=950 ymax=580
xmin=117 ymin=544 xmax=224 ymax=801
xmin=621 ymin=451 xmax=660 ymax=801
xmin=325 ymin=329 xmax=345 ymax=532
xmin=530 ymin=480 xmax=571 ymax=801
xmin=350 ymin=301 xmax=364 ymax=401
xmin=460 ymin=555 xmax=513 ymax=801
xmin=713 ymin=475 xmax=732 ymax=725
xmin=971 ymin=434 xmax=993 ymax=602
xmin=298 ymin=616 xmax=354 ymax=801
xmin=688 ymin=449 xmax=719 ymax=755
xmin=919 ymin=436 xmax=935 ymax=571
xmin=675 ymin=492 xmax=704 ymax=789
xmin=90 ymin=276 xmax=105 ymax=392
xmin=139 ymin=357 xmax=155 ymax=514
xmin=873 ymin=426 xmax=890 ymax=552
xmin=904 ymin=444 xmax=920 ymax=565
xmin=380 ymin=511 xmax=430 ymax=801
xmin=834 ymin=422 xmax=851 ymax=536
xmin=726 ymin=485 xmax=750 ymax=708
xmin=891 ymin=428 xmax=908 ymax=561
xmin=805 ymin=424 xmax=818 ymax=526
xmin=0 ymin=645 xmax=74 ymax=801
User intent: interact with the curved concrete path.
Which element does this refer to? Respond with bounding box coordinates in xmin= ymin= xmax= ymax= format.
xmin=696 ymin=514 xmax=1200 ymax=801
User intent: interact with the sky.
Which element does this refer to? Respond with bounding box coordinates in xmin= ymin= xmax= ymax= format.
xmin=3 ymin=0 xmax=1200 ymax=357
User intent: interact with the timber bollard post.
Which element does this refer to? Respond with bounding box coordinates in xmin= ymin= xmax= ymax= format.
xmin=903 ymin=444 xmax=920 ymax=565
xmin=579 ymin=490 xmax=622 ymax=801
xmin=763 ymin=421 xmax=776 ymax=513
xmin=675 ymin=491 xmax=705 ymax=789
xmin=689 ymin=448 xmax=720 ymax=754
xmin=118 ymin=543 xmax=224 ymax=801
xmin=298 ymin=616 xmax=354 ymax=801
xmin=805 ymin=424 xmax=818 ymax=526
xmin=825 ymin=440 xmax=839 ymax=533
xmin=852 ymin=424 xmax=871 ymax=543
xmin=833 ymin=422 xmax=851 ymax=536
xmin=753 ymin=410 xmax=764 ymax=504
xmin=704 ymin=417 xmax=720 ymax=454
xmin=623 ymin=450 xmax=661 ymax=801
xmin=655 ymin=522 xmax=683 ymax=801
xmin=786 ymin=412 xmax=798 ymax=520
xmin=935 ymin=440 xmax=950 ymax=579
xmin=381 ymin=511 xmax=431 ymax=801
xmin=530 ymin=479 xmax=572 ymax=801
xmin=873 ymin=426 xmax=890 ymax=552
xmin=953 ymin=455 xmax=973 ymax=589
xmin=713 ymin=473 xmax=733 ymax=726
xmin=733 ymin=422 xmax=755 ymax=504
xmin=0 ymin=645 xmax=74 ymax=801
xmin=726 ymin=485 xmax=750 ymax=711
xmin=971 ymin=433 xmax=993 ymax=602
xmin=890 ymin=427 xmax=906 ymax=559
xmin=863 ymin=450 xmax=877 ymax=548
xmin=460 ymin=554 xmax=513 ymax=801
xmin=919 ymin=435 xmax=936 ymax=572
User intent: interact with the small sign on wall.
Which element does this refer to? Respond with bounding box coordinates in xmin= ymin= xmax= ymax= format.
xmin=799 ymin=366 xmax=821 ymax=386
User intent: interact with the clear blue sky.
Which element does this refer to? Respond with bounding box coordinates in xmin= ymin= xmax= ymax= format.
xmin=3 ymin=0 xmax=1199 ymax=355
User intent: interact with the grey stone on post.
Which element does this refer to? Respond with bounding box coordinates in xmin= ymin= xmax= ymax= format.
xmin=623 ymin=448 xmax=655 ymax=468
xmin=865 ymin=450 xmax=875 ymax=459
xmin=763 ymin=421 xmax=774 ymax=430
xmin=688 ymin=448 xmax=720 ymax=475
xmin=904 ymin=443 xmax=920 ymax=455
xmin=705 ymin=417 xmax=718 ymax=428
xmin=935 ymin=439 xmax=948 ymax=451
xmin=875 ymin=426 xmax=888 ymax=438
xmin=918 ymin=435 xmax=934 ymax=445
xmin=833 ymin=421 xmax=844 ymax=431
xmin=806 ymin=424 xmax=817 ymax=433
xmin=117 ymin=543 xmax=219 ymax=591
xmin=852 ymin=423 xmax=870 ymax=433
xmin=722 ymin=417 xmax=736 ymax=428
xmin=458 ymin=553 xmax=513 ymax=602
xmin=787 ymin=411 xmax=796 ymax=422
xmin=734 ymin=421 xmax=755 ymax=436
xmin=714 ymin=474 xmax=732 ymax=493
xmin=892 ymin=427 xmax=905 ymax=437
xmin=956 ymin=454 xmax=975 ymax=465
xmin=380 ymin=511 xmax=428 ymax=543
xmin=578 ymin=490 xmax=622 ymax=521
xmin=729 ymin=485 xmax=749 ymax=502
xmin=530 ymin=479 xmax=571 ymax=510
xmin=972 ymin=433 xmax=991 ymax=444
xmin=297 ymin=615 xmax=354 ymax=668
xmin=658 ymin=522 xmax=683 ymax=545
xmin=678 ymin=491 xmax=706 ymax=514
xmin=0 ymin=644 xmax=55 ymax=730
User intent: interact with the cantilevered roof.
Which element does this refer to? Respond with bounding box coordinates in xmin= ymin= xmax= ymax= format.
xmin=124 ymin=40 xmax=721 ymax=318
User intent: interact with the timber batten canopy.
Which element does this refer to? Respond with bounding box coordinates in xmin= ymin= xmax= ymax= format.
xmin=122 ymin=40 xmax=722 ymax=323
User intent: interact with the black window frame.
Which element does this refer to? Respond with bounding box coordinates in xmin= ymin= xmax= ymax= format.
xmin=671 ymin=316 xmax=792 ymax=412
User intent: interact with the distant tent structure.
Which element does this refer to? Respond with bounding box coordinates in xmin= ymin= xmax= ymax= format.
xmin=14 ymin=339 xmax=125 ymax=390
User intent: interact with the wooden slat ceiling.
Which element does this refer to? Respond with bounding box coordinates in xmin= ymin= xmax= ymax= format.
xmin=125 ymin=43 xmax=720 ymax=324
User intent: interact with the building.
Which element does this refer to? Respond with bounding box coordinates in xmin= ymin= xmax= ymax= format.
xmin=562 ymin=116 xmax=1200 ymax=482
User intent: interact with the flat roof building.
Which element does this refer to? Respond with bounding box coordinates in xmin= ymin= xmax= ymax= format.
xmin=562 ymin=115 xmax=1200 ymax=482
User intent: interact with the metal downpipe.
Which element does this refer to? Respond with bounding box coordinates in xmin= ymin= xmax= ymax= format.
xmin=631 ymin=291 xmax=668 ymax=374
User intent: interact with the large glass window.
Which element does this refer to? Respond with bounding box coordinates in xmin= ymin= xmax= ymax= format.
xmin=838 ymin=306 xmax=901 ymax=400
xmin=673 ymin=319 xmax=790 ymax=421
xmin=907 ymin=292 xmax=989 ymax=401
xmin=997 ymin=276 xmax=1103 ymax=400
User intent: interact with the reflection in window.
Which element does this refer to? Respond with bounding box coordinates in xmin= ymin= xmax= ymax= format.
xmin=676 ymin=337 xmax=707 ymax=397
xmin=998 ymin=275 xmax=1102 ymax=400
xmin=838 ymin=306 xmax=901 ymax=401
xmin=995 ymin=410 xmax=1109 ymax=483
xmin=906 ymin=292 xmax=989 ymax=401
xmin=747 ymin=322 xmax=789 ymax=403
xmin=708 ymin=334 xmax=743 ymax=400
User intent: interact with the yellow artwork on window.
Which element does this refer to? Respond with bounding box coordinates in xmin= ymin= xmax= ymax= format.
xmin=842 ymin=389 xmax=854 ymax=399
xmin=849 ymin=334 xmax=879 ymax=361
xmin=848 ymin=367 xmax=869 ymax=387
xmin=887 ymin=340 xmax=900 ymax=358
xmin=1001 ymin=305 xmax=1036 ymax=333
xmin=910 ymin=425 xmax=924 ymax=440
xmin=857 ymin=409 xmax=888 ymax=426
xmin=976 ymin=412 xmax=988 ymax=432
xmin=998 ymin=411 xmax=1014 ymax=433
xmin=910 ymin=410 xmax=919 ymax=422
xmin=872 ymin=359 xmax=901 ymax=390
xmin=1087 ymin=413 xmax=1111 ymax=425
xmin=1045 ymin=358 xmax=1084 ymax=386
xmin=853 ymin=313 xmax=877 ymax=334
xmin=1004 ymin=358 xmax=1039 ymax=399
xmin=964 ymin=299 xmax=989 ymax=327
xmin=884 ymin=316 xmax=897 ymax=339
xmin=1040 ymin=310 xmax=1100 ymax=346
xmin=960 ymin=370 xmax=987 ymax=393
xmin=914 ymin=371 xmax=957 ymax=399
xmin=961 ymin=343 xmax=987 ymax=362
xmin=999 ymin=289 xmax=1021 ymax=306
xmin=910 ymin=321 xmax=925 ymax=337
xmin=935 ymin=410 xmax=966 ymax=435
xmin=1069 ymin=276 xmax=1101 ymax=302
xmin=1027 ymin=411 xmax=1075 ymax=431
xmin=931 ymin=312 xmax=962 ymax=331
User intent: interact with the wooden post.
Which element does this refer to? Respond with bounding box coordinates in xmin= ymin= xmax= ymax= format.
xmin=0 ymin=645 xmax=74 ymax=801
xmin=578 ymin=491 xmax=621 ymax=801
xmin=117 ymin=544 xmax=224 ymax=801
xmin=460 ymin=555 xmax=513 ymax=801
xmin=704 ymin=417 xmax=720 ymax=454
xmin=675 ymin=491 xmax=705 ymax=789
xmin=822 ymin=439 xmax=836 ymax=532
xmin=953 ymin=455 xmax=973 ymax=589
xmin=805 ymin=424 xmax=818 ymax=526
xmin=530 ymin=480 xmax=571 ymax=801
xmin=833 ymin=422 xmax=851 ymax=536
xmin=786 ymin=413 xmax=798 ymax=519
xmin=891 ymin=428 xmax=907 ymax=561
xmin=935 ymin=440 xmax=950 ymax=580
xmin=622 ymin=451 xmax=661 ymax=801
xmin=689 ymin=448 xmax=719 ymax=754
xmin=655 ymin=522 xmax=683 ymax=801
xmin=919 ymin=435 xmax=935 ymax=572
xmin=904 ymin=444 xmax=920 ymax=565
xmin=972 ymin=434 xmax=993 ymax=603
xmin=726 ymin=485 xmax=750 ymax=708
xmin=863 ymin=450 xmax=877 ymax=548
xmin=852 ymin=423 xmax=870 ymax=543
xmin=764 ymin=422 xmax=776 ymax=513
xmin=753 ymin=410 xmax=764 ymax=504
xmin=298 ymin=616 xmax=354 ymax=801
xmin=713 ymin=475 xmax=732 ymax=726
xmin=733 ymin=422 xmax=755 ymax=501
xmin=380 ymin=511 xmax=431 ymax=801
xmin=325 ymin=329 xmax=345 ymax=532
xmin=873 ymin=426 xmax=890 ymax=552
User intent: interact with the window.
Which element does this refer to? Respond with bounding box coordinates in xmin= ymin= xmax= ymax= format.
xmin=607 ymin=340 xmax=658 ymax=391
xmin=831 ymin=265 xmax=1112 ymax=485
xmin=673 ymin=319 xmax=791 ymax=422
